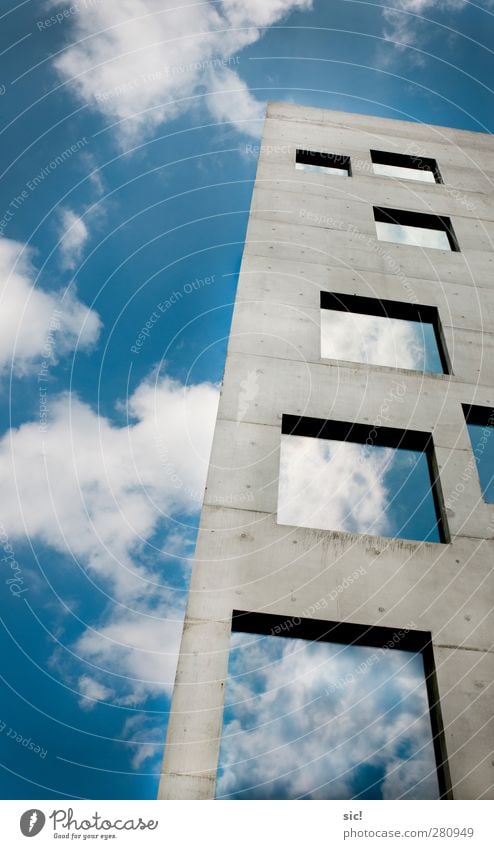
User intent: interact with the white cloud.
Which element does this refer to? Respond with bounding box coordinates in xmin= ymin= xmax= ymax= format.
xmin=78 ymin=674 xmax=114 ymax=710
xmin=206 ymin=65 xmax=266 ymax=133
xmin=0 ymin=236 xmax=101 ymax=376
xmin=122 ymin=713 xmax=166 ymax=769
xmin=76 ymin=604 xmax=184 ymax=705
xmin=376 ymin=221 xmax=451 ymax=250
xmin=58 ymin=207 xmax=89 ymax=270
xmin=0 ymin=373 xmax=218 ymax=706
xmin=80 ymin=151 xmax=105 ymax=198
xmin=380 ymin=0 xmax=468 ymax=61
xmin=0 ymin=374 xmax=219 ymax=600
xmin=321 ymin=311 xmax=426 ymax=371
xmin=216 ymin=633 xmax=439 ymax=799
xmin=278 ymin=435 xmax=393 ymax=537
xmin=50 ymin=0 xmax=313 ymax=144
xmin=222 ymin=0 xmax=311 ymax=28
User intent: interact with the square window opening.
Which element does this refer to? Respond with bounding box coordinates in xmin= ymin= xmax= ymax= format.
xmin=374 ymin=206 xmax=459 ymax=251
xmin=215 ymin=612 xmax=452 ymax=800
xmin=277 ymin=415 xmax=449 ymax=544
xmin=371 ymin=149 xmax=442 ymax=184
xmin=320 ymin=291 xmax=451 ymax=375
xmin=296 ymin=148 xmax=351 ymax=177
xmin=462 ymin=404 xmax=494 ymax=503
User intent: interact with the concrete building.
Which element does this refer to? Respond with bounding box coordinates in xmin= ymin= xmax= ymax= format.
xmin=158 ymin=103 xmax=494 ymax=800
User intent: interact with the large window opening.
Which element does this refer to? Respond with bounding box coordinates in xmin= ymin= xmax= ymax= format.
xmin=320 ymin=291 xmax=450 ymax=374
xmin=216 ymin=612 xmax=450 ymax=800
xmin=371 ymin=150 xmax=442 ymax=183
xmin=463 ymin=404 xmax=494 ymax=503
xmin=277 ymin=415 xmax=448 ymax=543
xmin=296 ymin=149 xmax=351 ymax=176
xmin=374 ymin=207 xmax=459 ymax=251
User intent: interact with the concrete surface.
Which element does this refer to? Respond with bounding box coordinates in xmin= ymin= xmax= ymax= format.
xmin=158 ymin=103 xmax=494 ymax=800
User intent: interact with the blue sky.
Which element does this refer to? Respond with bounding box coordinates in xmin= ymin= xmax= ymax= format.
xmin=0 ymin=0 xmax=492 ymax=800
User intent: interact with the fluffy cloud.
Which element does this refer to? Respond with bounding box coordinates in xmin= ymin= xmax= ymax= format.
xmin=122 ymin=713 xmax=167 ymax=770
xmin=216 ymin=633 xmax=439 ymax=799
xmin=380 ymin=0 xmax=468 ymax=60
xmin=58 ymin=208 xmax=89 ymax=270
xmin=75 ymin=604 xmax=184 ymax=705
xmin=0 ymin=375 xmax=218 ymax=600
xmin=0 ymin=372 xmax=218 ymax=708
xmin=321 ymin=311 xmax=428 ymax=371
xmin=0 ymin=232 xmax=220 ymax=718
xmin=78 ymin=674 xmax=114 ymax=710
xmin=205 ymin=65 xmax=265 ymax=133
xmin=51 ymin=0 xmax=313 ymax=143
xmin=278 ymin=435 xmax=393 ymax=537
xmin=0 ymin=236 xmax=101 ymax=376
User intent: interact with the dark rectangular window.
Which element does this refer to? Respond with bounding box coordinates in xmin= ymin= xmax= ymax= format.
xmin=371 ymin=149 xmax=442 ymax=184
xmin=296 ymin=148 xmax=351 ymax=176
xmin=374 ymin=206 xmax=459 ymax=251
xmin=278 ymin=415 xmax=448 ymax=543
xmin=216 ymin=612 xmax=451 ymax=800
xmin=320 ymin=292 xmax=450 ymax=374
xmin=463 ymin=405 xmax=494 ymax=503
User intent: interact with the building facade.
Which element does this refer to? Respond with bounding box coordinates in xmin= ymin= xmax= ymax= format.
xmin=158 ymin=103 xmax=494 ymax=800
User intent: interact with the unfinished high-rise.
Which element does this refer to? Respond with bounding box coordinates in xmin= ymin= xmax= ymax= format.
xmin=159 ymin=103 xmax=494 ymax=800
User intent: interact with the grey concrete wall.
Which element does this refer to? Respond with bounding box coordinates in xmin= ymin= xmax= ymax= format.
xmin=158 ymin=103 xmax=494 ymax=800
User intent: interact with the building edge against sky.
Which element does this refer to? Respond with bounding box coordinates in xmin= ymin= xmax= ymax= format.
xmin=158 ymin=103 xmax=494 ymax=800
